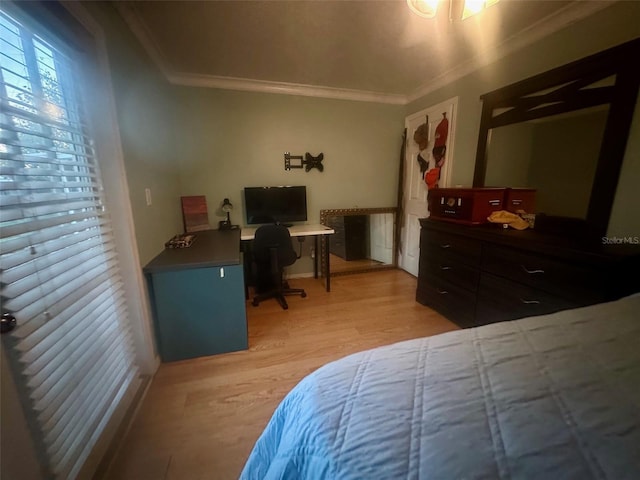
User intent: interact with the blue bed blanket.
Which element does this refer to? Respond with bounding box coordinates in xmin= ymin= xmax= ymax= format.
xmin=241 ymin=294 xmax=640 ymax=479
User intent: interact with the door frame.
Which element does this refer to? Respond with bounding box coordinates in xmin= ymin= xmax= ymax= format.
xmin=398 ymin=97 xmax=459 ymax=275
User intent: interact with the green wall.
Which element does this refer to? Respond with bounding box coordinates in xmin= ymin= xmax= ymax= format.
xmin=88 ymin=0 xmax=639 ymax=269
xmin=172 ymin=87 xmax=405 ymax=274
xmin=83 ymin=2 xmax=183 ymax=266
xmin=528 ymin=110 xmax=606 ymax=219
xmin=485 ymin=108 xmax=608 ymax=219
xmin=609 ymin=95 xmax=640 ymax=239
xmin=406 ymin=1 xmax=640 ymax=237
xmin=84 ymin=2 xmax=405 ymax=272
xmin=484 ymin=122 xmax=534 ymax=188
xmin=173 ymin=88 xmax=404 ymax=221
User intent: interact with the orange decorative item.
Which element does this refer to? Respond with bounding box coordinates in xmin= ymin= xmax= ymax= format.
xmin=425 ymin=168 xmax=441 ymax=189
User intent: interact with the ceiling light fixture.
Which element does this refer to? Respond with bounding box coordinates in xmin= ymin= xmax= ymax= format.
xmin=406 ymin=0 xmax=440 ymax=19
xmin=407 ymin=0 xmax=499 ymax=21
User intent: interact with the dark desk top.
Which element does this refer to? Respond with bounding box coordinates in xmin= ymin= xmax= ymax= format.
xmin=143 ymin=229 xmax=241 ymax=274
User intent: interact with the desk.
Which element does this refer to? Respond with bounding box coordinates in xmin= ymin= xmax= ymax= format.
xmin=144 ymin=229 xmax=248 ymax=361
xmin=241 ymin=224 xmax=335 ymax=292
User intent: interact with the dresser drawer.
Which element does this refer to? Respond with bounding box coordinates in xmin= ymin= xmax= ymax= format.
xmin=417 ymin=219 xmax=638 ymax=328
xmin=476 ymin=273 xmax=574 ymax=325
xmin=417 ymin=273 xmax=476 ymax=328
xmin=421 ymin=228 xmax=482 ymax=267
xmin=419 ymin=254 xmax=480 ymax=293
xmin=482 ymin=245 xmax=607 ymax=304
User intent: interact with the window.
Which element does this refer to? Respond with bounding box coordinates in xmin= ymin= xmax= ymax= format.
xmin=1 ymin=8 xmax=140 ymax=479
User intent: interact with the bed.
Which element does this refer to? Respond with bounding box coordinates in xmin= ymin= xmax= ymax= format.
xmin=240 ymin=294 xmax=640 ymax=479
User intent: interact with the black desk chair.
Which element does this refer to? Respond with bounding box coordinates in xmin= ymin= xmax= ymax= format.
xmin=251 ymin=224 xmax=307 ymax=310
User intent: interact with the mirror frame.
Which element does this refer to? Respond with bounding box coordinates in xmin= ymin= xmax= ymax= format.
xmin=320 ymin=207 xmax=397 ymax=277
xmin=473 ymin=38 xmax=640 ymax=238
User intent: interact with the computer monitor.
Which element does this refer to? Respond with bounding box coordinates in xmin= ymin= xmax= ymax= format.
xmin=244 ymin=186 xmax=307 ymax=225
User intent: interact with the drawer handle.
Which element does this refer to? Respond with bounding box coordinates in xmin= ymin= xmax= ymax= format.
xmin=520 ymin=298 xmax=541 ymax=305
xmin=521 ymin=265 xmax=545 ymax=274
xmin=440 ymin=244 xmax=451 ymax=249
xmin=436 ymin=288 xmax=449 ymax=295
xmin=440 ymin=266 xmax=452 ymax=271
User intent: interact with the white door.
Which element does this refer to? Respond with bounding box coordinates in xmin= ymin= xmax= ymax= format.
xmin=369 ymin=213 xmax=393 ymax=264
xmin=399 ymin=98 xmax=458 ymax=276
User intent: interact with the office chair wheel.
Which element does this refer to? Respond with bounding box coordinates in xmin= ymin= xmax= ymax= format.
xmin=252 ymin=299 xmax=259 ymax=306
xmin=301 ymin=292 xmax=307 ymax=298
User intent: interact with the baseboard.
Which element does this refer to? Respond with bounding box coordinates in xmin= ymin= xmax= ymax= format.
xmin=286 ymin=272 xmax=317 ymax=280
xmin=92 ymin=374 xmax=153 ymax=479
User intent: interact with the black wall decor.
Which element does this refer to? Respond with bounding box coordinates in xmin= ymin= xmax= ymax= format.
xmin=284 ymin=152 xmax=324 ymax=172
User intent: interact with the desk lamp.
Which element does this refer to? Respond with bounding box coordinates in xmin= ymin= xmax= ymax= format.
xmin=220 ymin=198 xmax=234 ymax=230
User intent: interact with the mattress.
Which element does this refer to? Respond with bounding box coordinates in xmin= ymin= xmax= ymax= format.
xmin=241 ymin=294 xmax=640 ymax=479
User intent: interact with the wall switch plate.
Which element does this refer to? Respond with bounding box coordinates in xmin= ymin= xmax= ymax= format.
xmin=145 ymin=188 xmax=152 ymax=206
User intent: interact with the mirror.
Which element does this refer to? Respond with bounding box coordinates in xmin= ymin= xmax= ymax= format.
xmin=320 ymin=208 xmax=397 ymax=276
xmin=485 ymin=105 xmax=609 ymax=219
xmin=473 ymin=38 xmax=640 ymax=238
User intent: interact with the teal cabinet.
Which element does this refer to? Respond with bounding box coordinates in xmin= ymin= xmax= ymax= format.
xmin=143 ymin=230 xmax=248 ymax=362
xmin=148 ymin=265 xmax=247 ymax=362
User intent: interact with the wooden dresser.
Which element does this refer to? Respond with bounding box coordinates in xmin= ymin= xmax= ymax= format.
xmin=417 ymin=218 xmax=640 ymax=328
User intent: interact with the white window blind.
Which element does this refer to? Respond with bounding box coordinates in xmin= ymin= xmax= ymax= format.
xmin=0 ymin=9 xmax=140 ymax=479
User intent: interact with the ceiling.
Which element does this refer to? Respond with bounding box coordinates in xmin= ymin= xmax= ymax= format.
xmin=115 ymin=0 xmax=616 ymax=104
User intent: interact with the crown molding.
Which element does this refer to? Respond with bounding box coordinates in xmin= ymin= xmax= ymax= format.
xmin=167 ymin=72 xmax=408 ymax=105
xmin=115 ymin=1 xmax=405 ymax=104
xmin=113 ymin=1 xmax=173 ymax=79
xmin=406 ymin=1 xmax=617 ymax=103
xmin=116 ymin=0 xmax=615 ymax=106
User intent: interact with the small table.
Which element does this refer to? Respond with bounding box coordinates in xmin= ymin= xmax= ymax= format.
xmin=241 ymin=224 xmax=335 ymax=292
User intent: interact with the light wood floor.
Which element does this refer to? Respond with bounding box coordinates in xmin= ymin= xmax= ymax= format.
xmin=105 ymin=269 xmax=458 ymax=480
xmin=329 ymin=253 xmax=386 ymax=273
